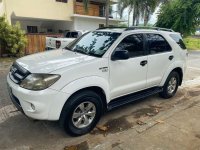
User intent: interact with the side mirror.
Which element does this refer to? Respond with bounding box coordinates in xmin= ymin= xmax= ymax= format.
xmin=111 ymin=50 xmax=130 ymax=61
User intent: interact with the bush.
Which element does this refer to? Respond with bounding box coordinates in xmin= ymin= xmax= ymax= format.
xmin=0 ymin=16 xmax=27 ymax=57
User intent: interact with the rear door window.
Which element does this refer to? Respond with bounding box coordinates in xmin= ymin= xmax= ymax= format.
xmin=170 ymin=34 xmax=187 ymax=50
xmin=146 ymin=34 xmax=172 ymax=54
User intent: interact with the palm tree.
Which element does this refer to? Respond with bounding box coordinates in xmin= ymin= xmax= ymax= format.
xmin=118 ymin=0 xmax=160 ymax=26
xmin=82 ymin=0 xmax=110 ymax=27
xmin=142 ymin=0 xmax=159 ymax=26
xmin=117 ymin=0 xmax=129 ymax=19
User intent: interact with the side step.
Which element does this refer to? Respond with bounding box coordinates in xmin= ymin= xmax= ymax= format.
xmin=107 ymin=87 xmax=163 ymax=111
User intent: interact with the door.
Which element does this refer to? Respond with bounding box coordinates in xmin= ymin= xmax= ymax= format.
xmin=145 ymin=33 xmax=174 ymax=88
xmin=109 ymin=34 xmax=148 ymax=99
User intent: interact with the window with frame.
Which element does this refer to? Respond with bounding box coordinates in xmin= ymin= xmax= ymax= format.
xmin=170 ymin=34 xmax=187 ymax=50
xmin=115 ymin=34 xmax=144 ymax=58
xmin=99 ymin=24 xmax=105 ymax=28
xmin=56 ymin=0 xmax=68 ymax=3
xmin=146 ymin=34 xmax=172 ymax=54
xmin=27 ymin=26 xmax=38 ymax=33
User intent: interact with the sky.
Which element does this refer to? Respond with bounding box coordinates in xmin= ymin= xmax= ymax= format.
xmin=112 ymin=4 xmax=161 ymax=26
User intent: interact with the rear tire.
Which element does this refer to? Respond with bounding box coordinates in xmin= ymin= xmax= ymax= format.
xmin=59 ymin=90 xmax=103 ymax=136
xmin=159 ymin=71 xmax=180 ymax=99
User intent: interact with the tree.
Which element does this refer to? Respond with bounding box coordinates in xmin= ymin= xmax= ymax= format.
xmin=0 ymin=16 xmax=27 ymax=56
xmin=118 ymin=0 xmax=160 ymax=26
xmin=156 ymin=0 xmax=200 ymax=36
xmin=141 ymin=0 xmax=159 ymax=26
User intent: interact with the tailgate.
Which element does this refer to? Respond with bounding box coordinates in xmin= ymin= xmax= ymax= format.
xmin=46 ymin=37 xmax=57 ymax=49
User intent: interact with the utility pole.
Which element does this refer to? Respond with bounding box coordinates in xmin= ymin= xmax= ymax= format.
xmin=105 ymin=0 xmax=109 ymax=27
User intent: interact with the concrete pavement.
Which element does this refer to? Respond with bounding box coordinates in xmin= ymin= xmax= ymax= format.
xmin=1 ymin=51 xmax=200 ymax=150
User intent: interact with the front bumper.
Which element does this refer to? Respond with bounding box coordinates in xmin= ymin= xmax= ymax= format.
xmin=7 ymin=75 xmax=70 ymax=121
xmin=7 ymin=85 xmax=24 ymax=113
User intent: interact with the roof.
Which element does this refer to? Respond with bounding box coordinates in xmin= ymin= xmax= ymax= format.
xmin=96 ymin=27 xmax=178 ymax=34
xmin=96 ymin=28 xmax=126 ymax=33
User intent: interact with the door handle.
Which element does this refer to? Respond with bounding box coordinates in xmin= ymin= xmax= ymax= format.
xmin=140 ymin=60 xmax=148 ymax=66
xmin=169 ymin=55 xmax=174 ymax=60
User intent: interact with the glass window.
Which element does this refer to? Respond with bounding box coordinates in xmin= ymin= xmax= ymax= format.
xmin=65 ymin=32 xmax=79 ymax=38
xmin=27 ymin=26 xmax=38 ymax=33
xmin=115 ymin=34 xmax=144 ymax=58
xmin=146 ymin=34 xmax=172 ymax=54
xmin=56 ymin=0 xmax=68 ymax=3
xmin=170 ymin=34 xmax=187 ymax=50
xmin=67 ymin=31 xmax=121 ymax=57
xmin=71 ymin=32 xmax=79 ymax=38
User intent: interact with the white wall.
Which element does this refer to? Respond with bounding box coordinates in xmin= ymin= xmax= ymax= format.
xmin=5 ymin=0 xmax=74 ymax=24
xmin=0 ymin=0 xmax=5 ymax=16
xmin=53 ymin=21 xmax=74 ymax=32
xmin=73 ymin=17 xmax=119 ymax=31
xmin=12 ymin=19 xmax=74 ymax=33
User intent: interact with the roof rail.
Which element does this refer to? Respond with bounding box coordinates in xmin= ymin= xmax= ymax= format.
xmin=125 ymin=26 xmax=174 ymax=32
xmin=97 ymin=26 xmax=127 ymax=30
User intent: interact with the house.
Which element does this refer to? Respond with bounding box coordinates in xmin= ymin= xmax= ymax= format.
xmin=0 ymin=0 xmax=122 ymax=33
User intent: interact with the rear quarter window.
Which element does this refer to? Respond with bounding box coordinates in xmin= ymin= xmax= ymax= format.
xmin=170 ymin=34 xmax=187 ymax=50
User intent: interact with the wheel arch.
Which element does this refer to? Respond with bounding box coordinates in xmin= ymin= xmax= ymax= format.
xmin=65 ymin=86 xmax=107 ymax=112
xmin=171 ymin=67 xmax=183 ymax=85
xmin=59 ymin=76 xmax=110 ymax=119
xmin=160 ymin=65 xmax=184 ymax=87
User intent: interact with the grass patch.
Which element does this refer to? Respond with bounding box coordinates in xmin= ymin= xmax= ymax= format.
xmin=183 ymin=36 xmax=200 ymax=50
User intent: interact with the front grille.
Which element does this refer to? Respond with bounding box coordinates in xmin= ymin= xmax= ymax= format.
xmin=9 ymin=62 xmax=30 ymax=84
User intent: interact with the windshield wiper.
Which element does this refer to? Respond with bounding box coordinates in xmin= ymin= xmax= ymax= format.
xmin=64 ymin=46 xmax=71 ymax=51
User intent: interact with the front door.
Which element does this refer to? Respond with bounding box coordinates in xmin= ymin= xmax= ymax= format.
xmin=109 ymin=34 xmax=148 ymax=99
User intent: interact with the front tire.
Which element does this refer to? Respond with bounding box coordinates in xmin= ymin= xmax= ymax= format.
xmin=159 ymin=71 xmax=180 ymax=99
xmin=59 ymin=90 xmax=103 ymax=136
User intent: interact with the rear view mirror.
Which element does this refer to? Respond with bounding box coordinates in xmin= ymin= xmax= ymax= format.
xmin=111 ymin=50 xmax=129 ymax=61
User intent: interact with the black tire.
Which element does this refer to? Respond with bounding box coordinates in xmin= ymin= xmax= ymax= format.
xmin=159 ymin=71 xmax=180 ymax=99
xmin=59 ymin=90 xmax=103 ymax=136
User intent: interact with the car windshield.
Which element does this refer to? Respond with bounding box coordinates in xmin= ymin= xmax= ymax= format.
xmin=66 ymin=31 xmax=121 ymax=57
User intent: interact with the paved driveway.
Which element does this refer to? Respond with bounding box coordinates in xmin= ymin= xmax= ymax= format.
xmin=1 ymin=51 xmax=200 ymax=150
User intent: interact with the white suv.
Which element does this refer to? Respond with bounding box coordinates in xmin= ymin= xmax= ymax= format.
xmin=7 ymin=27 xmax=188 ymax=136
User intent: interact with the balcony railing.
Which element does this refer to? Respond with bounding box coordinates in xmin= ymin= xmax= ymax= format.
xmin=75 ymin=2 xmax=105 ymax=17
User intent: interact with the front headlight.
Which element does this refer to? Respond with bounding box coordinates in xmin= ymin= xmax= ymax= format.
xmin=20 ymin=74 xmax=61 ymax=91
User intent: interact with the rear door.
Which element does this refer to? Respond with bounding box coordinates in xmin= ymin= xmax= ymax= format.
xmin=145 ymin=33 xmax=174 ymax=88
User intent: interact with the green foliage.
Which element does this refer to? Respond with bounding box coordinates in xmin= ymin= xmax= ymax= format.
xmin=156 ymin=0 xmax=200 ymax=36
xmin=183 ymin=37 xmax=200 ymax=50
xmin=0 ymin=16 xmax=27 ymax=56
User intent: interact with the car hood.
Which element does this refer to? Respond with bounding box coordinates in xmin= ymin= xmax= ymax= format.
xmin=16 ymin=49 xmax=96 ymax=73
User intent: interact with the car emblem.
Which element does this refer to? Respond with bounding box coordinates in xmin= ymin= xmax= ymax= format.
xmin=99 ymin=67 xmax=108 ymax=72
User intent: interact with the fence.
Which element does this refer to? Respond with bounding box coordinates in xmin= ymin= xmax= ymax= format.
xmin=0 ymin=33 xmax=63 ymax=57
xmin=25 ymin=33 xmax=63 ymax=55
